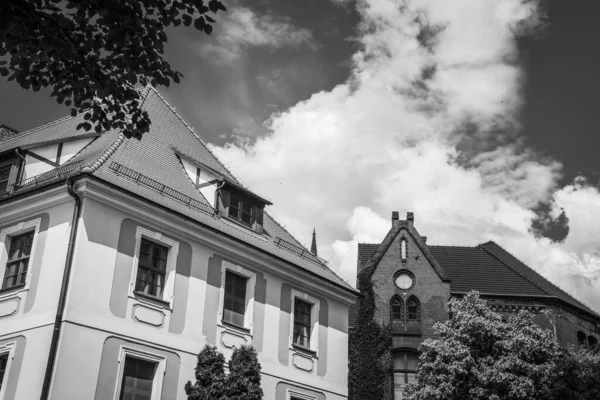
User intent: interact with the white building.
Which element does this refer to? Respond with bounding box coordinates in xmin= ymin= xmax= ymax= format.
xmin=0 ymin=88 xmax=357 ymax=400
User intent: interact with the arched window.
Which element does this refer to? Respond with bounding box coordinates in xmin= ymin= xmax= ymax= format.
xmin=391 ymin=297 xmax=404 ymax=321
xmin=407 ymin=297 xmax=420 ymax=322
xmin=577 ymin=331 xmax=587 ymax=349
xmin=589 ymin=336 xmax=597 ymax=349
xmin=401 ymin=239 xmax=407 ymax=261
xmin=392 ymin=351 xmax=418 ymax=400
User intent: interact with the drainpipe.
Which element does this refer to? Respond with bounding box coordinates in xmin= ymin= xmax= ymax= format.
xmin=14 ymin=148 xmax=26 ymax=188
xmin=214 ymin=180 xmax=226 ymax=215
xmin=40 ymin=175 xmax=82 ymax=400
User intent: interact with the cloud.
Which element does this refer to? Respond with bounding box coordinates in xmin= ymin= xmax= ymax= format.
xmin=199 ymin=7 xmax=318 ymax=62
xmin=212 ymin=0 xmax=600 ymax=312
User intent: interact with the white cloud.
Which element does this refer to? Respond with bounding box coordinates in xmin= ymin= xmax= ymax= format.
xmin=212 ymin=0 xmax=600 ymax=312
xmin=199 ymin=7 xmax=317 ymax=62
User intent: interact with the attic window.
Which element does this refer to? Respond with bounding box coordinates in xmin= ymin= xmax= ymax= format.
xmin=219 ymin=184 xmax=267 ymax=234
xmin=0 ymin=156 xmax=20 ymax=194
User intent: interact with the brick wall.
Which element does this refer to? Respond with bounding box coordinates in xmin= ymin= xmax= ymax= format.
xmin=370 ymin=219 xmax=451 ymax=350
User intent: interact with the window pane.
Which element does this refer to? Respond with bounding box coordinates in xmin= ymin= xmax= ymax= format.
xmin=223 ymin=272 xmax=248 ymax=326
xmin=0 ymin=354 xmax=7 ymax=392
xmin=119 ymin=357 xmax=156 ymax=400
xmin=406 ymin=353 xmax=419 ymax=370
xmin=393 ymin=372 xmax=406 ymax=400
xmin=294 ymin=299 xmax=312 ymax=347
xmin=0 ymin=165 xmax=10 ymax=193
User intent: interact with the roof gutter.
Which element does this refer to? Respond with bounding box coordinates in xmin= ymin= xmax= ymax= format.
xmin=40 ymin=174 xmax=82 ymax=400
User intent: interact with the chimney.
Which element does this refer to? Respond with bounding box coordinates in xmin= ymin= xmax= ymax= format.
xmin=407 ymin=212 xmax=414 ymax=224
xmin=392 ymin=211 xmax=399 ymax=226
xmin=421 ymin=236 xmax=427 ymax=243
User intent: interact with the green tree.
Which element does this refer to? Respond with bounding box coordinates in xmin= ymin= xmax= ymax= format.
xmin=184 ymin=345 xmax=227 ymax=400
xmin=0 ymin=0 xmax=226 ymax=140
xmin=185 ymin=344 xmax=263 ymax=400
xmin=406 ymin=291 xmax=562 ymax=400
xmin=226 ymin=345 xmax=263 ymax=400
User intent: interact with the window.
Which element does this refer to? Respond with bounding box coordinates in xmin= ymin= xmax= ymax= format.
xmin=115 ymin=348 xmax=165 ymax=400
xmin=401 ymin=239 xmax=407 ymax=261
xmin=0 ymin=354 xmax=7 ymax=393
xmin=287 ymin=391 xmax=317 ymax=400
xmin=118 ymin=356 xmax=157 ymax=400
xmin=589 ymin=336 xmax=597 ymax=349
xmin=391 ymin=297 xmax=404 ymax=321
xmin=293 ymin=298 xmax=312 ymax=348
xmin=130 ymin=227 xmax=179 ymax=307
xmin=229 ymin=193 xmax=253 ymax=226
xmin=290 ymin=290 xmax=320 ymax=354
xmin=218 ymin=261 xmax=256 ymax=332
xmin=219 ymin=186 xmax=267 ymax=234
xmin=2 ymin=231 xmax=34 ymax=290
xmin=135 ymin=239 xmax=168 ymax=298
xmin=407 ymin=297 xmax=420 ymax=321
xmin=393 ymin=351 xmax=418 ymax=400
xmin=223 ymin=271 xmax=248 ymax=327
xmin=578 ymin=331 xmax=587 ymax=349
xmin=0 ymin=166 xmax=10 ymax=194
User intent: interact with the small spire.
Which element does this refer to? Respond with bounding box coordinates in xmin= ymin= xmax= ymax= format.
xmin=311 ymin=228 xmax=318 ymax=256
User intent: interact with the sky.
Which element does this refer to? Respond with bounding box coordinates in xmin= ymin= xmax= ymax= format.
xmin=2 ymin=0 xmax=600 ymax=312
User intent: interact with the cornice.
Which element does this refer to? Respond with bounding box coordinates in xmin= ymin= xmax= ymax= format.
xmin=0 ymin=185 xmax=72 ymax=223
xmin=75 ymin=178 xmax=357 ymax=304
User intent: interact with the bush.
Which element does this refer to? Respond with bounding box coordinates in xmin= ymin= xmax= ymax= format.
xmin=185 ymin=344 xmax=263 ymax=400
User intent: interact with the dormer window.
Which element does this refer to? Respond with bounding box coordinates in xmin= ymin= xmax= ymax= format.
xmin=218 ymin=182 xmax=271 ymax=234
xmin=229 ymin=193 xmax=254 ymax=226
xmin=0 ymin=156 xmax=22 ymax=194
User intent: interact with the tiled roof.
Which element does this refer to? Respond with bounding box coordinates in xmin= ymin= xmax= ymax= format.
xmin=429 ymin=243 xmax=600 ymax=319
xmin=479 ymin=242 xmax=599 ymax=317
xmin=357 ymin=243 xmax=379 ymax=269
xmin=0 ymin=114 xmax=97 ymax=153
xmin=0 ymin=88 xmax=357 ymax=295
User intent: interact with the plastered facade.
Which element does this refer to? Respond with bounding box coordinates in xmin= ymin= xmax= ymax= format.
xmin=0 ymin=179 xmax=354 ymax=399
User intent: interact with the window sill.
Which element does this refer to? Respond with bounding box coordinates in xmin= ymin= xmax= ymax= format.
xmin=220 ymin=320 xmax=252 ymax=336
xmin=291 ymin=344 xmax=318 ymax=358
xmin=132 ymin=291 xmax=172 ymax=310
xmin=0 ymin=283 xmax=27 ymax=298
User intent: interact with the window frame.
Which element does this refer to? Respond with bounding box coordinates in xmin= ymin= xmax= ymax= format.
xmin=392 ymin=350 xmax=418 ymax=400
xmin=0 ymin=341 xmax=16 ymax=400
xmin=0 ymin=157 xmax=19 ymax=194
xmin=113 ymin=346 xmax=166 ymax=400
xmin=0 ymin=218 xmax=41 ymax=296
xmin=129 ymin=227 xmax=179 ymax=309
xmin=217 ymin=261 xmax=256 ymax=333
xmin=290 ymin=289 xmax=320 ymax=355
xmin=406 ymin=296 xmax=421 ymax=322
xmin=390 ymin=296 xmax=404 ymax=321
xmin=286 ymin=390 xmax=317 ymax=400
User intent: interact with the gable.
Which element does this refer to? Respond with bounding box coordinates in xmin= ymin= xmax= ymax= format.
xmin=23 ymin=138 xmax=95 ymax=180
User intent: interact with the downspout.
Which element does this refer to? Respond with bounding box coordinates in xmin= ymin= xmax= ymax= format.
xmin=14 ymin=148 xmax=26 ymax=187
xmin=40 ymin=175 xmax=82 ymax=400
xmin=214 ymin=180 xmax=226 ymax=215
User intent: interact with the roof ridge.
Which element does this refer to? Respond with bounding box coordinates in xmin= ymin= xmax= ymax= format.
xmin=479 ymin=242 xmax=553 ymax=296
xmin=150 ymin=87 xmax=343 ymax=284
xmin=0 ymin=114 xmax=78 ymax=144
xmin=428 ymin=244 xmax=478 ymax=249
xmin=480 ymin=241 xmax=600 ymax=316
xmin=149 ymin=87 xmax=243 ymax=185
xmin=82 ymin=87 xmax=152 ymax=173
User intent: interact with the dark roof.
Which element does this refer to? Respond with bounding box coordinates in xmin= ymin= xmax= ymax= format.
xmin=357 ymin=243 xmax=379 ymax=269
xmin=479 ymin=241 xmax=598 ymax=317
xmin=0 ymin=88 xmax=357 ymax=295
xmin=429 ymin=242 xmax=600 ymax=319
xmin=360 ymin=221 xmax=450 ymax=282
